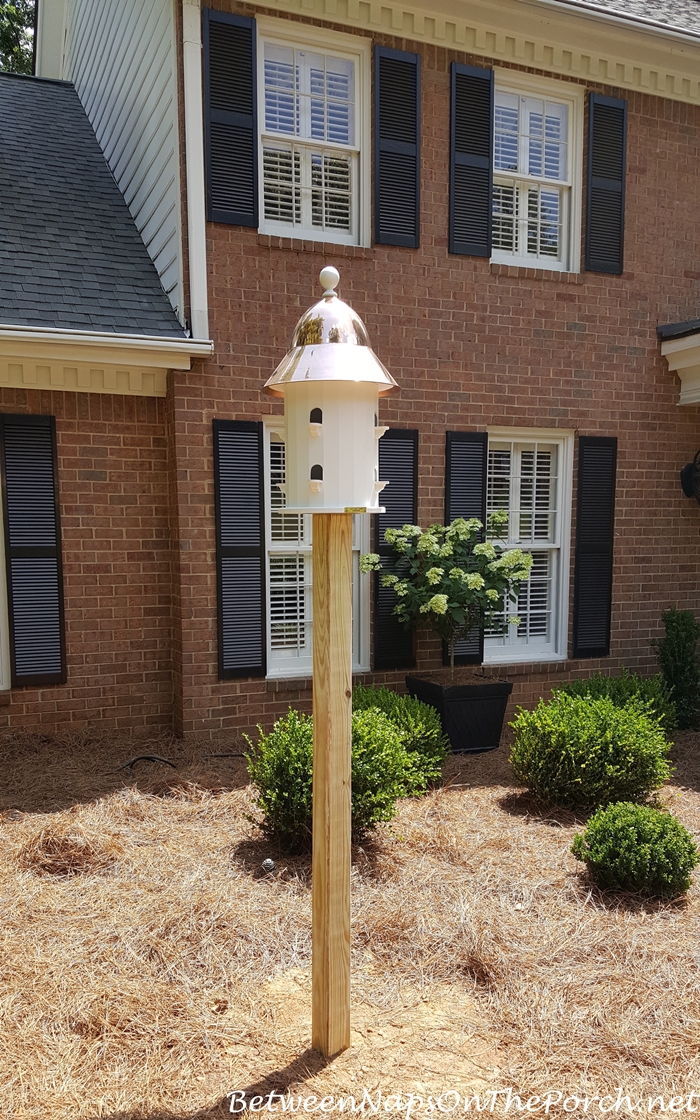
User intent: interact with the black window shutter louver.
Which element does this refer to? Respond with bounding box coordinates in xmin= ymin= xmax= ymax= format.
xmin=213 ymin=420 xmax=265 ymax=678
xmin=572 ymin=436 xmax=617 ymax=659
xmin=449 ymin=63 xmax=494 ymax=256
xmin=445 ymin=431 xmax=488 ymax=664
xmin=373 ymin=429 xmax=418 ymax=670
xmin=374 ymin=47 xmax=420 ymax=248
xmin=203 ymin=10 xmax=258 ymax=226
xmin=585 ymin=94 xmax=627 ymax=275
xmin=0 ymin=415 xmax=65 ymax=687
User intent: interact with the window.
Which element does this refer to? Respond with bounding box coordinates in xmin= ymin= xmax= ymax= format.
xmin=491 ymin=73 xmax=582 ymax=272
xmin=257 ymin=20 xmax=370 ymax=245
xmin=483 ymin=429 xmax=573 ymax=663
xmin=264 ymin=424 xmax=370 ymax=677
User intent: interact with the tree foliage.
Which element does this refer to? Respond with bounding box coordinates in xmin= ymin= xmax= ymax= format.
xmin=360 ymin=515 xmax=532 ymax=670
xmin=0 ymin=1 xmax=34 ymax=75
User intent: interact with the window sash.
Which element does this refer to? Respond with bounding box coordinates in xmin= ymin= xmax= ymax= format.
xmin=492 ymin=82 xmax=576 ymax=271
xmin=261 ymin=140 xmax=357 ymax=238
xmin=485 ymin=440 xmax=564 ymax=659
xmin=258 ymin=27 xmax=368 ymax=245
xmin=492 ymin=179 xmax=569 ymax=266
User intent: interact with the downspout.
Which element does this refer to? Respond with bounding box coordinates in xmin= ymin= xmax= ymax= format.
xmin=182 ymin=0 xmax=210 ymax=340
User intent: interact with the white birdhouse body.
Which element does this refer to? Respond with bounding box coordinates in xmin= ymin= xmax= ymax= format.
xmin=264 ymin=266 xmax=398 ymax=515
xmin=282 ymin=381 xmax=386 ymax=513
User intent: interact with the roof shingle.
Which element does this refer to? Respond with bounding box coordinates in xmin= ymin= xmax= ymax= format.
xmin=0 ymin=73 xmax=184 ymax=337
xmin=554 ymin=0 xmax=700 ymax=36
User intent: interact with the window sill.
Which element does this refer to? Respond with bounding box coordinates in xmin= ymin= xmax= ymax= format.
xmin=481 ymin=658 xmax=605 ymax=678
xmin=490 ymin=262 xmax=583 ymax=284
xmin=258 ymin=234 xmax=372 ymax=258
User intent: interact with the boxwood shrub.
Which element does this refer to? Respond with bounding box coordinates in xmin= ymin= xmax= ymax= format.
xmin=556 ymin=669 xmax=676 ymax=735
xmin=572 ymin=802 xmax=699 ymax=897
xmin=246 ymin=707 xmax=413 ymax=853
xmin=353 ymin=684 xmax=448 ymax=787
xmin=510 ymin=693 xmax=672 ymax=808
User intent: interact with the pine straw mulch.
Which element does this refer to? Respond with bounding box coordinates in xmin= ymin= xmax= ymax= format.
xmin=0 ymin=726 xmax=699 ymax=1119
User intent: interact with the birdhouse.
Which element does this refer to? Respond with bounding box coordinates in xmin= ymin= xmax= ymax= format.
xmin=264 ymin=266 xmax=398 ymax=513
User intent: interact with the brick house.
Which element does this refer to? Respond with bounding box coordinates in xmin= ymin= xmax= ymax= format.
xmin=0 ymin=0 xmax=699 ymax=737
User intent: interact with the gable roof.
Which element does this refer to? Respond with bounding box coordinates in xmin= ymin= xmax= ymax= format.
xmin=553 ymin=0 xmax=700 ymax=36
xmin=0 ymin=73 xmax=185 ymax=338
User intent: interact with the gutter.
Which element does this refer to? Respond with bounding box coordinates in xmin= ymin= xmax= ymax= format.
xmin=522 ymin=0 xmax=700 ymax=46
xmin=0 ymin=324 xmax=213 ymax=369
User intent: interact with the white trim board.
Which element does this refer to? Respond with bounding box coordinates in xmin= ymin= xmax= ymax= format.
xmin=247 ymin=0 xmax=700 ymax=106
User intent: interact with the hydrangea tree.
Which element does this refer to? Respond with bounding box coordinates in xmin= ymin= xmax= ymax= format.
xmin=360 ymin=515 xmax=533 ymax=673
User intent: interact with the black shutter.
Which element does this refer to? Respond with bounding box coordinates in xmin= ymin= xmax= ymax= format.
xmin=213 ymin=420 xmax=265 ymax=678
xmin=203 ymin=10 xmax=258 ymax=226
xmin=373 ymin=429 xmax=418 ymax=670
xmin=449 ymin=63 xmax=493 ymax=256
xmin=0 ymin=415 xmax=65 ymax=687
xmin=585 ymin=94 xmax=627 ymax=275
xmin=374 ymin=47 xmax=420 ymax=248
xmin=572 ymin=436 xmax=617 ymax=659
xmin=445 ymin=431 xmax=488 ymax=664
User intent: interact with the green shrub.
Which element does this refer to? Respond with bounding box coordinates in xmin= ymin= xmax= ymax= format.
xmin=556 ymin=670 xmax=676 ymax=735
xmin=571 ymin=802 xmax=699 ymax=897
xmin=245 ymin=710 xmax=314 ymax=853
xmin=353 ymin=684 xmax=448 ymax=787
xmin=246 ymin=707 xmax=412 ymax=853
xmin=510 ymin=694 xmax=672 ymax=808
xmin=653 ymin=607 xmax=700 ymax=730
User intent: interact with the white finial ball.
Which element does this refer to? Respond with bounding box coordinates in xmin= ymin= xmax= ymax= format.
xmin=319 ymin=265 xmax=340 ymax=296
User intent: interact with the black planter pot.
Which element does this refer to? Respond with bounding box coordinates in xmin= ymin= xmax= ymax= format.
xmin=406 ymin=675 xmax=513 ymax=754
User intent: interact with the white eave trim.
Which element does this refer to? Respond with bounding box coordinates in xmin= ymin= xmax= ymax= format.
xmin=660 ymin=332 xmax=700 ymax=406
xmin=0 ymin=324 xmax=213 ymax=370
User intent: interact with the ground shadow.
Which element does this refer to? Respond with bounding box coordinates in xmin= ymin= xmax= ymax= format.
xmin=497 ymin=789 xmax=588 ymax=828
xmin=231 ymin=831 xmax=399 ymax=884
xmin=667 ymin=730 xmax=700 ymax=794
xmin=569 ymin=869 xmax=691 ymax=914
xmin=0 ymin=728 xmax=252 ymax=815
xmin=91 ymin=1048 xmax=333 ymax=1120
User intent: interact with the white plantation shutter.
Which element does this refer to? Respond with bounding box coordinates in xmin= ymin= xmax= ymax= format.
xmin=485 ymin=440 xmax=562 ymax=658
xmin=261 ymin=41 xmax=358 ymax=241
xmin=492 ymin=88 xmax=571 ymax=268
xmin=266 ymin=436 xmax=313 ymax=673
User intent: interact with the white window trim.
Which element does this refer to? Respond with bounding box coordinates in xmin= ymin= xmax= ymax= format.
xmin=491 ymin=69 xmax=584 ymax=274
xmin=256 ymin=16 xmax=371 ymax=248
xmin=484 ymin=426 xmax=574 ymax=665
xmin=263 ymin=420 xmax=371 ymax=679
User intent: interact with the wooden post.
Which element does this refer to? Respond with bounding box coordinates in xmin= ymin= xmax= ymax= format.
xmin=311 ymin=512 xmax=352 ymax=1057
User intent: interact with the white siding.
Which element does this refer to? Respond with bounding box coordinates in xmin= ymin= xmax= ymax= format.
xmin=63 ymin=0 xmax=183 ymax=323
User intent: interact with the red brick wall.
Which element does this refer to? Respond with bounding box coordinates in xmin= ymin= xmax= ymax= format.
xmin=0 ymin=388 xmax=173 ymax=732
xmin=5 ymin=7 xmax=700 ymax=739
xmin=166 ymin=4 xmax=700 ymax=738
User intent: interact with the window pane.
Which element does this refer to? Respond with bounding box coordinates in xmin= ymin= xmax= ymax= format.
xmin=263 ymin=145 xmax=301 ymax=224
xmin=526 ymin=186 xmax=561 ymax=259
xmin=522 ymin=97 xmax=567 ymax=180
xmin=494 ymin=91 xmax=519 ymax=172
xmin=518 ymin=449 xmax=555 ymax=541
xmin=516 ymin=551 xmax=551 ymax=639
xmin=487 ymin=447 xmax=511 ymax=536
xmin=492 ymin=183 xmax=518 ymax=252
xmin=311 ymin=152 xmax=352 ymax=230
xmin=266 ymin=45 xmax=354 ymax=146
xmin=269 ymin=555 xmax=309 ymax=651
xmin=269 ymin=439 xmax=304 ymax=542
xmin=264 ymin=46 xmax=297 ymax=135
